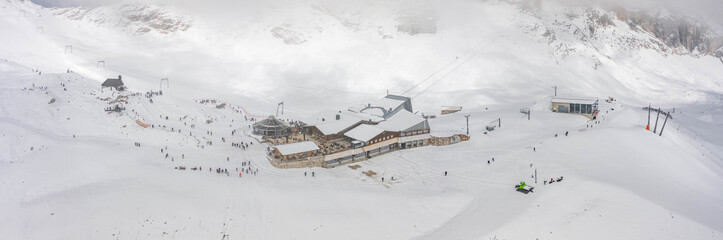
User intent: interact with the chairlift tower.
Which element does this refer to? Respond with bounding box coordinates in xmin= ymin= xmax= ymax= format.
xmin=276 ymin=102 xmax=284 ymax=117
xmin=160 ymin=78 xmax=169 ymax=91
xmin=464 ymin=115 xmax=470 ymax=135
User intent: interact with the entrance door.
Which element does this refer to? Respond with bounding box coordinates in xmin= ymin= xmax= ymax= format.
xmin=558 ymin=105 xmax=569 ymax=113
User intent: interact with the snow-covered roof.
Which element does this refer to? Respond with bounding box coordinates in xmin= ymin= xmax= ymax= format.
xmin=102 ymin=78 xmax=124 ymax=87
xmin=374 ymin=97 xmax=406 ymax=112
xmin=274 ymin=141 xmax=319 ymax=155
xmin=344 ymin=124 xmax=385 ymax=142
xmin=360 ymin=107 xmax=385 ymax=117
xmin=352 ymin=111 xmax=385 ymax=123
xmin=349 ymin=97 xmax=406 ymax=113
xmin=377 ymin=110 xmax=426 ymax=132
xmin=300 ymin=109 xmax=383 ymax=136
xmin=348 ymin=95 xmax=410 ymax=119
xmin=315 ymin=119 xmax=362 ymax=136
xmin=253 ymin=115 xmax=290 ymax=129
xmin=552 ymin=97 xmax=598 ymax=105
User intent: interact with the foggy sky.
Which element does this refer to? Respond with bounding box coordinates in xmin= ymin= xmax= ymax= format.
xmin=30 ymin=0 xmax=723 ymax=30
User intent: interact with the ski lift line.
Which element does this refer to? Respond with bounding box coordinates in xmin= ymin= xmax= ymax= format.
xmin=401 ymin=38 xmax=491 ymax=96
xmin=410 ymin=46 xmax=486 ymax=99
xmin=409 ymin=36 xmax=499 ymax=99
xmin=401 ymin=39 xmax=488 ymax=95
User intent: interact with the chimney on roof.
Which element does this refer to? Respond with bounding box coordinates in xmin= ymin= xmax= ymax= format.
xmin=336 ymin=114 xmax=340 ymax=120
xmin=118 ymin=75 xmax=122 ymax=80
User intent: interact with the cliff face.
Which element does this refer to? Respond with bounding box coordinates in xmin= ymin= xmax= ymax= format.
xmin=52 ymin=3 xmax=192 ymax=35
xmin=613 ymin=8 xmax=723 ymax=57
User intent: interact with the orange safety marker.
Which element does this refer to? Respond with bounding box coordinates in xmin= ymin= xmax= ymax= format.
xmin=646 ymin=125 xmax=650 ymax=130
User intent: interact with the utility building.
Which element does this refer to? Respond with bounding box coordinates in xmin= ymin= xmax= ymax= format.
xmin=101 ymin=75 xmax=125 ymax=91
xmin=551 ymin=97 xmax=599 ymax=119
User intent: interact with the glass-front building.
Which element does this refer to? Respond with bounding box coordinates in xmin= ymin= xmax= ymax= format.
xmin=551 ymin=97 xmax=599 ymax=119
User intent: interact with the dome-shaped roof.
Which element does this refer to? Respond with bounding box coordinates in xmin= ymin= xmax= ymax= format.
xmin=253 ymin=115 xmax=291 ymax=130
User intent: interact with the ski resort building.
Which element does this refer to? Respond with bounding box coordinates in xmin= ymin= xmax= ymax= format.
xmin=101 ymin=75 xmax=125 ymax=91
xmin=269 ymin=94 xmax=438 ymax=168
xmin=551 ymin=97 xmax=599 ymax=119
xmin=271 ymin=141 xmax=320 ymax=161
xmin=376 ymin=110 xmax=430 ymax=149
xmin=253 ymin=116 xmax=291 ymax=137
xmin=343 ymin=124 xmax=391 ymax=148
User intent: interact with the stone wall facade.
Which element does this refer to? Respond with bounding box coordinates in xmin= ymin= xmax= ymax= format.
xmin=268 ymin=155 xmax=324 ymax=169
xmin=429 ymin=134 xmax=470 ymax=146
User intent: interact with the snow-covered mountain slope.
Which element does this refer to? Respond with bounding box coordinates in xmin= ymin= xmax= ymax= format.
xmin=1 ymin=60 xmax=721 ymax=239
xmin=1 ymin=0 xmax=722 ymax=239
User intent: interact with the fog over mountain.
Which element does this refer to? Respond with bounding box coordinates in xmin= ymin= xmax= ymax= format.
xmin=30 ymin=0 xmax=723 ymax=29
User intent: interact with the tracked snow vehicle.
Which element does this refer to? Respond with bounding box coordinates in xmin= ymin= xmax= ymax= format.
xmin=515 ymin=181 xmax=534 ymax=194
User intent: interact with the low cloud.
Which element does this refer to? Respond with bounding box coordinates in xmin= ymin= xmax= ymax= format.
xmin=31 ymin=0 xmax=722 ymax=30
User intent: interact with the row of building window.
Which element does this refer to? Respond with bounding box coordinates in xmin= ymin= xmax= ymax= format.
xmin=370 ymin=135 xmax=389 ymax=144
xmin=369 ymin=129 xmax=430 ymax=144
xmin=401 ymin=129 xmax=429 ymax=137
